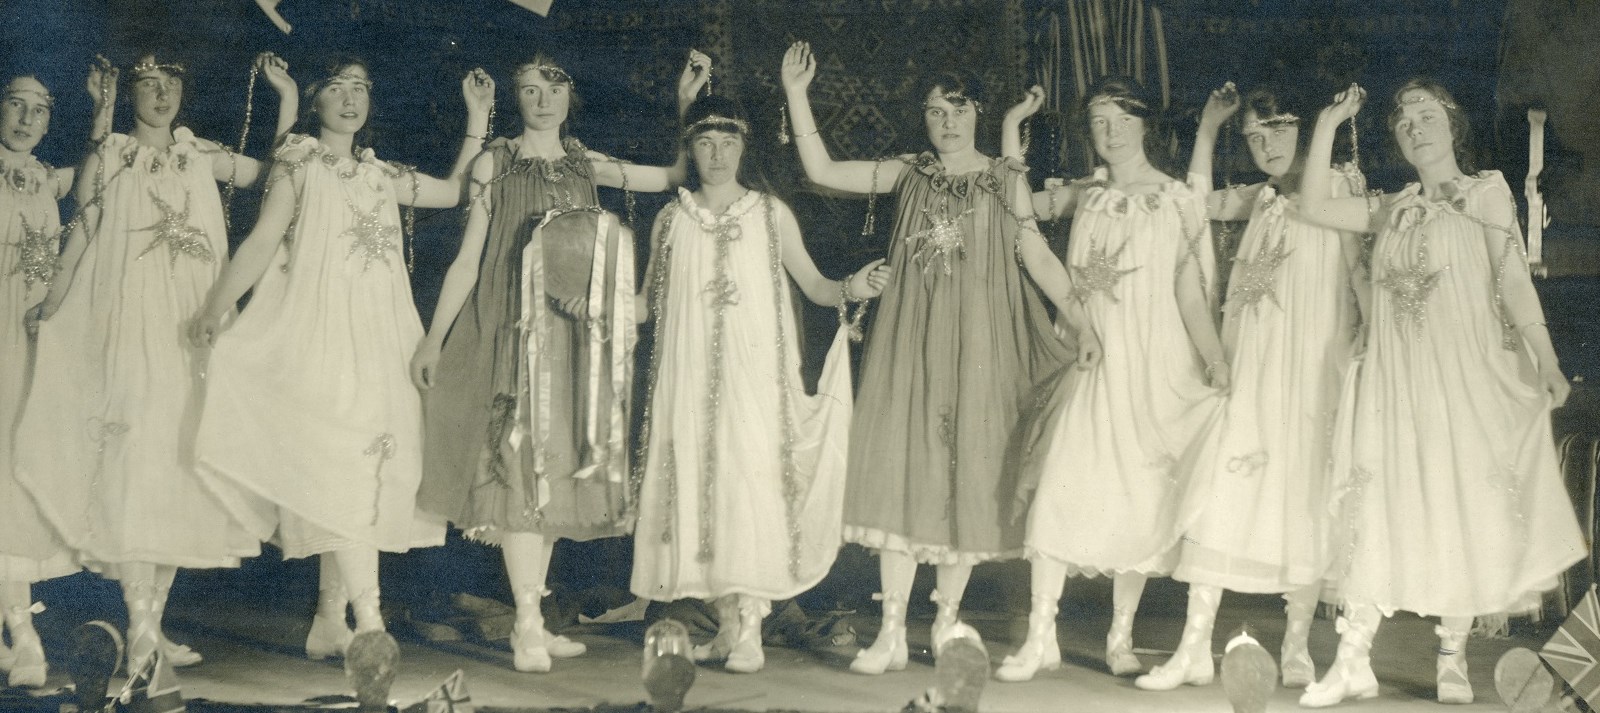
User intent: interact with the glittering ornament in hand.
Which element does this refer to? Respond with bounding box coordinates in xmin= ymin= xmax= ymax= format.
xmin=1069 ymin=241 xmax=1138 ymax=303
xmin=344 ymin=199 xmax=401 ymax=271
xmin=134 ymin=190 xmax=216 ymax=270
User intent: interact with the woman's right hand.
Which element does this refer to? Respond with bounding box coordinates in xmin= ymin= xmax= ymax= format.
xmin=1075 ymin=329 xmax=1102 ymax=370
xmin=188 ymin=309 xmax=225 ymax=349
xmin=1005 ymin=85 xmax=1046 ymax=126
xmin=1199 ymin=82 xmax=1240 ymax=131
xmin=780 ymin=41 xmax=816 ymax=94
xmin=1321 ymin=83 xmax=1366 ymax=125
xmin=410 ymin=338 xmax=441 ymax=390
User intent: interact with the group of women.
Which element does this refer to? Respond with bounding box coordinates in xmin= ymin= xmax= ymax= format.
xmin=0 ymin=31 xmax=1582 ymax=711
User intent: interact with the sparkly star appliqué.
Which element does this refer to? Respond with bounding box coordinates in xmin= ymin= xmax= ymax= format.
xmin=1378 ymin=253 xmax=1445 ymax=333
xmin=134 ymin=190 xmax=216 ymax=270
xmin=905 ymin=205 xmax=973 ymax=275
xmin=9 ymin=216 xmax=58 ymax=289
xmin=1228 ymin=233 xmax=1292 ymax=314
xmin=1069 ymin=241 xmax=1138 ymax=303
xmin=344 ymin=200 xmax=400 ymax=271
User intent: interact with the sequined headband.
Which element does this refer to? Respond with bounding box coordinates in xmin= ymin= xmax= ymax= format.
xmin=1398 ymin=92 xmax=1457 ymax=111
xmin=131 ymin=59 xmax=186 ymax=76
xmin=4 ymin=87 xmax=53 ymax=107
xmin=683 ymin=114 xmax=750 ymax=137
xmin=926 ymin=92 xmax=982 ymax=113
xmin=518 ymin=63 xmax=573 ymax=87
xmin=1245 ymin=112 xmax=1300 ymax=130
xmin=325 ymin=69 xmax=373 ymax=89
xmin=1088 ymin=94 xmax=1147 ymax=111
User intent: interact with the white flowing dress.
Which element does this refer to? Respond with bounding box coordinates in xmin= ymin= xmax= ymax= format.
xmin=196 ymin=134 xmax=445 ymax=558
xmin=1173 ymin=165 xmax=1363 ymax=593
xmin=17 ymin=130 xmax=258 ymax=569
xmin=0 ymin=155 xmax=77 ymax=581
xmin=1019 ymin=169 xmax=1223 ymax=576
xmin=1328 ymin=171 xmax=1584 ymax=617
xmin=631 ymin=189 xmax=852 ymax=602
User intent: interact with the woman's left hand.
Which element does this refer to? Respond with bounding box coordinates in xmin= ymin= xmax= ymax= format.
xmin=846 ymin=258 xmax=891 ymax=300
xmin=1541 ymin=366 xmax=1571 ymax=409
xmin=1206 ymin=358 xmax=1231 ymax=392
xmin=678 ymin=49 xmax=712 ymax=103
xmin=256 ymin=52 xmax=295 ymax=96
xmin=462 ymin=68 xmax=495 ymax=118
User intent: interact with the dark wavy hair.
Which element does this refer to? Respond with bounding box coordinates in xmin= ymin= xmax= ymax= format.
xmin=680 ymin=94 xmax=774 ymax=194
xmin=909 ymin=69 xmax=991 ymax=154
xmin=1081 ymin=75 xmax=1173 ymax=173
xmin=1387 ymin=77 xmax=1474 ymax=173
xmin=122 ymin=49 xmax=191 ymax=132
xmin=295 ymin=53 xmax=376 ymax=149
xmin=507 ymin=52 xmax=583 ymax=137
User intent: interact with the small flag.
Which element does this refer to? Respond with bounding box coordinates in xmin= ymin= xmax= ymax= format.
xmin=1542 ymin=587 xmax=1600 ymax=706
xmin=115 ymin=647 xmax=184 ymax=713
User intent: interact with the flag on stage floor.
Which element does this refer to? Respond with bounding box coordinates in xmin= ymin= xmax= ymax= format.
xmin=1543 ymin=587 xmax=1600 ymax=706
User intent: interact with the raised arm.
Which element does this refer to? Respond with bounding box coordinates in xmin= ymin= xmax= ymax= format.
xmin=215 ymin=52 xmax=299 ymax=190
xmin=188 ymin=160 xmax=300 ymax=346
xmin=589 ymin=50 xmax=711 ymax=193
xmin=1300 ymin=85 xmax=1378 ymax=233
xmin=1479 ymin=182 xmax=1568 ymax=406
xmin=780 ymin=41 xmax=887 ymax=193
xmin=774 ymin=202 xmax=889 ymax=307
xmin=410 ymin=152 xmax=495 ymax=388
xmin=1191 ymin=82 xmax=1255 ymax=221
xmin=1001 ymin=85 xmax=1046 ymax=161
xmin=394 ymin=69 xmax=494 ymax=209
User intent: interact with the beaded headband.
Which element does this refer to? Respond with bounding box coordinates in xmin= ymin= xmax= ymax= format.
xmin=926 ymin=91 xmax=982 ymax=114
xmin=683 ymin=113 xmax=749 ymax=138
xmin=517 ymin=63 xmax=573 ymax=87
xmin=1244 ymin=112 xmax=1300 ymax=130
xmin=4 ymin=86 xmax=53 ymax=107
xmin=1087 ymin=94 xmax=1147 ymax=112
xmin=131 ymin=59 xmax=186 ymax=76
xmin=1397 ymin=91 xmax=1457 ymax=111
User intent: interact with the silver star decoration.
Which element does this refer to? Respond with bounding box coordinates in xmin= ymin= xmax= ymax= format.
xmin=344 ymin=200 xmax=400 ymax=271
xmin=1228 ymin=235 xmax=1293 ymax=314
xmin=1069 ymin=241 xmax=1138 ymax=303
xmin=905 ymin=205 xmax=973 ymax=275
xmin=9 ymin=216 xmax=57 ymax=289
xmin=1377 ymin=254 xmax=1445 ymax=334
xmin=134 ymin=190 xmax=216 ymax=270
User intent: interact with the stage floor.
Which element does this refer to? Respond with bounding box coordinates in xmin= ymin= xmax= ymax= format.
xmin=0 ymin=579 xmax=1553 ymax=712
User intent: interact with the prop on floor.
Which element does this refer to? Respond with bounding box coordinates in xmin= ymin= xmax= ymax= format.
xmin=345 ymin=631 xmax=399 ymax=713
xmin=68 ymin=621 xmax=125 ymax=712
xmin=645 ymin=599 xmax=855 ymax=651
xmin=114 ymin=641 xmax=183 ymax=713
xmin=398 ymin=669 xmax=475 ymax=713
xmin=903 ymin=622 xmax=987 ymax=713
xmin=1542 ymin=587 xmax=1600 ymax=709
xmin=1496 ymin=647 xmax=1558 ymax=712
xmin=1220 ymin=626 xmax=1277 ymax=713
xmin=642 ymin=619 xmax=696 ymax=713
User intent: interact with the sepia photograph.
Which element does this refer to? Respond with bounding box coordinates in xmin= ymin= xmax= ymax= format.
xmin=0 ymin=0 xmax=1597 ymax=711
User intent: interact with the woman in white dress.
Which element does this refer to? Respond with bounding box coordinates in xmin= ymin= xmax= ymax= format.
xmin=0 ymin=68 xmax=112 ymax=688
xmin=17 ymin=51 xmax=295 ymax=671
xmin=1134 ymin=82 xmax=1365 ymax=692
xmin=995 ymin=76 xmax=1228 ymax=682
xmin=189 ymin=57 xmax=492 ymax=651
xmin=1296 ymin=81 xmax=1583 ymax=708
xmin=630 ymin=95 xmax=890 ymax=673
